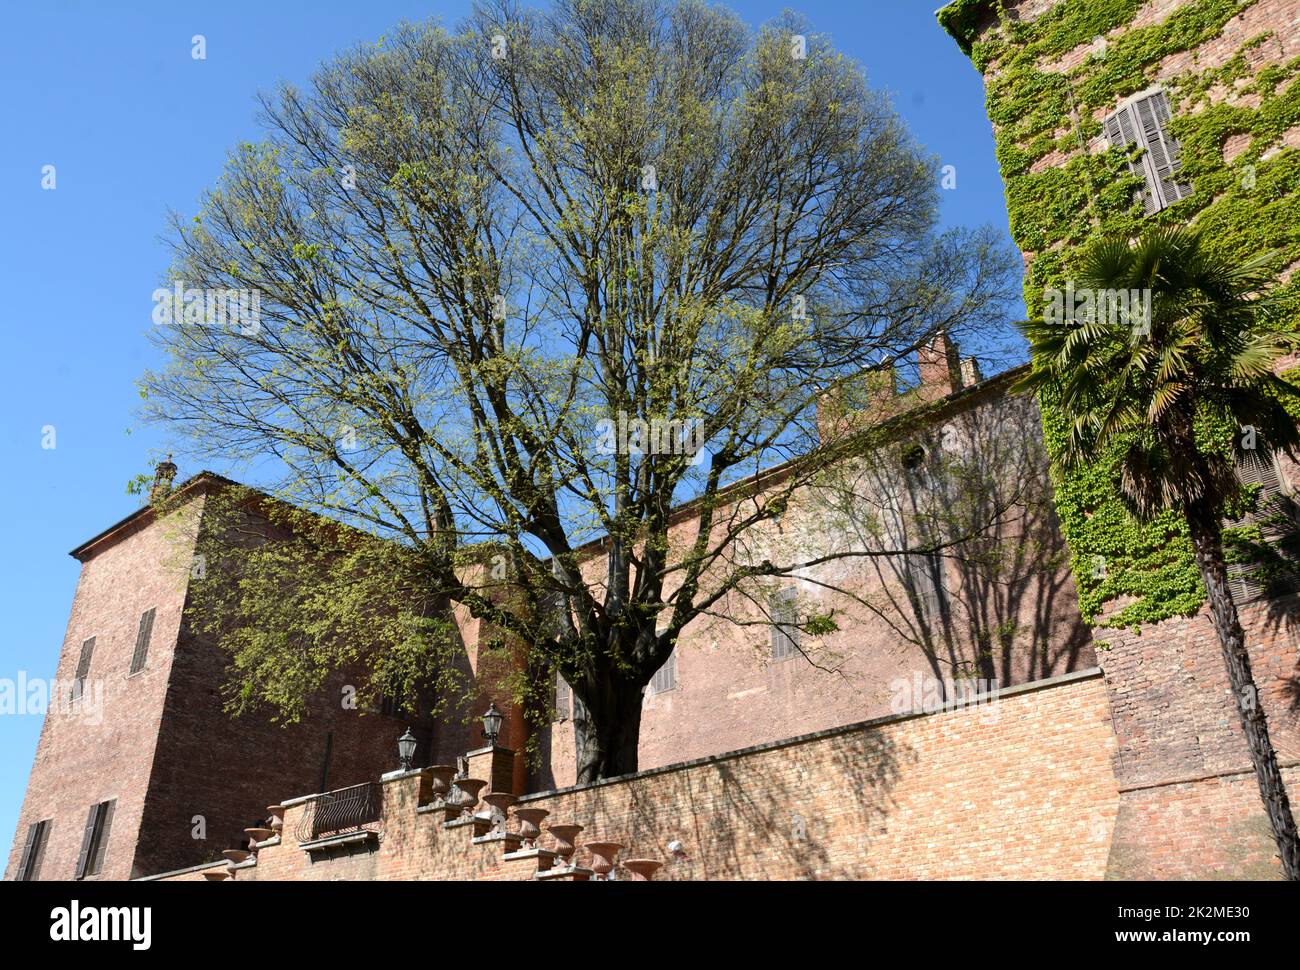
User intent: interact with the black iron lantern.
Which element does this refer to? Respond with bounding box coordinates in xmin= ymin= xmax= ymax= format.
xmin=397 ymin=727 xmax=417 ymax=771
xmin=482 ymin=702 xmax=504 ymax=747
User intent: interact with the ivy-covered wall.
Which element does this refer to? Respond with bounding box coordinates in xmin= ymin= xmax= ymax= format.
xmin=939 ymin=0 xmax=1300 ymax=628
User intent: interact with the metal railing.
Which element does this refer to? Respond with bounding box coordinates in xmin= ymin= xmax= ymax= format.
xmin=295 ymin=782 xmax=383 ymax=843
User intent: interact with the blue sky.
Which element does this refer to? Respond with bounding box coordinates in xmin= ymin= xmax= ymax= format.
xmin=0 ymin=0 xmax=1020 ymax=851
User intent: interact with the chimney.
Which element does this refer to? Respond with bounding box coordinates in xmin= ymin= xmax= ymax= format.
xmin=150 ymin=457 xmax=178 ymax=504
xmin=960 ymin=356 xmax=983 ymax=388
xmin=917 ymin=332 xmax=962 ymax=401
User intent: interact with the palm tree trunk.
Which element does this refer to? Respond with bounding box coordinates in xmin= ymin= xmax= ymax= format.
xmin=1184 ymin=500 xmax=1300 ymax=880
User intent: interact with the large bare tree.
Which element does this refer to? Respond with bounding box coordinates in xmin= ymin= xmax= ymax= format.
xmin=143 ymin=0 xmax=1016 ymax=782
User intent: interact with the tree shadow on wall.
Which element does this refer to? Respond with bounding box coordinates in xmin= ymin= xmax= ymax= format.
xmin=808 ymin=393 xmax=1092 ymax=695
xmin=1238 ymin=498 xmax=1300 ymax=737
xmin=567 ymin=729 xmax=910 ymax=880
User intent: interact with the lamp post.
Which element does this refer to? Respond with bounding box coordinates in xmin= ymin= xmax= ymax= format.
xmin=397 ymin=727 xmax=417 ymax=771
xmin=481 ymin=702 xmax=504 ymax=747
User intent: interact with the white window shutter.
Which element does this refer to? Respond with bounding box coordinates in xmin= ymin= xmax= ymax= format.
xmin=1104 ymin=89 xmax=1191 ymax=214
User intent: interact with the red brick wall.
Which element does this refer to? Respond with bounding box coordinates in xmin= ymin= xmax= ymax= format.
xmin=5 ymin=487 xmax=425 ymax=880
xmin=151 ymin=670 xmax=1121 ymax=881
xmin=1099 ymin=595 xmax=1300 ymax=879
xmin=532 ymin=380 xmax=1094 ymax=790
xmin=4 ymin=499 xmax=202 ymax=881
xmin=950 ymin=0 xmax=1300 ymax=883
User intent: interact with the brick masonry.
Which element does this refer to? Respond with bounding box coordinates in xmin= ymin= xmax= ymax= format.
xmin=534 ymin=365 xmax=1096 ymax=789
xmin=4 ymin=480 xmax=420 ymax=881
xmin=148 ymin=670 xmax=1121 ymax=881
xmin=948 ymin=0 xmax=1300 ymax=880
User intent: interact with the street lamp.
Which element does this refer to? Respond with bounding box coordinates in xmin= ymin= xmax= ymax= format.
xmin=481 ymin=702 xmax=504 ymax=747
xmin=397 ymin=727 xmax=417 ymax=771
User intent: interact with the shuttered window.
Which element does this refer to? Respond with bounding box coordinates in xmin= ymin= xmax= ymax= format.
xmin=75 ymin=800 xmax=115 ymax=879
xmin=906 ymin=551 xmax=948 ymax=624
xmin=770 ymin=588 xmax=800 ymax=660
xmin=129 ymin=608 xmax=156 ymax=675
xmin=650 ymin=649 xmax=677 ymax=694
xmin=1227 ymin=452 xmax=1297 ymax=602
xmin=553 ymin=672 xmax=571 ymax=722
xmin=17 ymin=819 xmax=52 ymax=881
xmin=71 ymin=637 xmax=95 ymax=701
xmin=1103 ymin=88 xmax=1192 ymax=214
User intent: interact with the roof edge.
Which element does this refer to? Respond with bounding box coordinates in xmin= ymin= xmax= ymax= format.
xmin=67 ymin=471 xmax=238 ymax=562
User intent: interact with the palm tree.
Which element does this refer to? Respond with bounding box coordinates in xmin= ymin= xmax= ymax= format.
xmin=1017 ymin=227 xmax=1300 ymax=880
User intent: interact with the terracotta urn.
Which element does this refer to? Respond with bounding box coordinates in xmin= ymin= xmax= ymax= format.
xmin=221 ymin=849 xmax=250 ymax=864
xmin=584 ymin=840 xmax=624 ymax=879
xmin=481 ymin=792 xmax=516 ymax=833
xmin=513 ymin=808 xmax=550 ymax=849
xmin=426 ymin=765 xmax=458 ymax=803
xmin=454 ymin=778 xmax=488 ymax=818
xmin=244 ymin=827 xmax=274 ymax=844
xmin=203 ymin=869 xmax=230 ymax=881
xmin=547 ymin=823 xmax=584 ymax=866
xmin=622 ymin=859 xmax=663 ymax=881
xmin=266 ymin=805 xmax=285 ymax=834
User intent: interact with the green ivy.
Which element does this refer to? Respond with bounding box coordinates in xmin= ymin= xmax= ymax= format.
xmin=940 ymin=0 xmax=1300 ymax=626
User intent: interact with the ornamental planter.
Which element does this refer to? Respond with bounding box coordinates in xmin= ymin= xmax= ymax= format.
xmin=513 ymin=808 xmax=549 ymax=849
xmin=547 ymin=823 xmax=584 ymax=867
xmin=266 ymin=805 xmax=285 ymax=834
xmin=583 ymin=841 xmax=624 ymax=879
xmin=426 ymin=765 xmax=458 ymax=803
xmin=221 ymin=849 xmax=250 ymax=864
xmin=622 ymin=859 xmax=663 ymax=881
xmin=454 ymin=778 xmax=488 ymax=819
xmin=481 ymin=792 xmax=516 ymax=833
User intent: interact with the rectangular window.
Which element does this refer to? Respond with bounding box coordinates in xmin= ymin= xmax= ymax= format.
xmin=17 ymin=819 xmax=52 ymax=881
xmin=906 ymin=550 xmax=948 ymax=624
xmin=553 ymin=671 xmax=571 ymax=722
xmin=71 ymin=637 xmax=95 ymax=701
xmin=650 ymin=649 xmax=677 ymax=694
xmin=1103 ymin=88 xmax=1192 ymax=214
xmin=770 ymin=588 xmax=800 ymax=660
xmin=379 ymin=687 xmax=404 ymax=717
xmin=1227 ymin=452 xmax=1297 ymax=602
xmin=129 ymin=608 xmax=156 ymax=675
xmin=75 ymin=800 xmax=115 ymax=879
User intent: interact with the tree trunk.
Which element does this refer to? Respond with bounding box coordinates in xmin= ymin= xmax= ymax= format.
xmin=572 ymin=680 xmax=644 ymax=784
xmin=1185 ymin=500 xmax=1300 ymax=880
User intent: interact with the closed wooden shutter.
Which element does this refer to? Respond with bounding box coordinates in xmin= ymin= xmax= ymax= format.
xmin=1227 ymin=452 xmax=1296 ymax=601
xmin=75 ymin=803 xmax=101 ymax=879
xmin=553 ymin=672 xmax=571 ymax=721
xmin=71 ymin=637 xmax=95 ymax=701
xmin=129 ymin=608 xmax=156 ymax=674
xmin=90 ymin=800 xmax=114 ymax=876
xmin=1104 ymin=89 xmax=1191 ymax=213
xmin=1133 ymin=90 xmax=1192 ymax=208
xmin=908 ymin=551 xmax=947 ymax=623
xmin=17 ymin=820 xmax=50 ymax=881
xmin=650 ymin=649 xmax=677 ymax=694
xmin=29 ymin=820 xmax=52 ymax=880
xmin=770 ymin=589 xmax=800 ymax=659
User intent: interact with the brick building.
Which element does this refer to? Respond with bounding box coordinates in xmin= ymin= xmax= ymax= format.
xmin=4 ymin=470 xmax=426 ymax=881
xmin=938 ymin=0 xmax=1300 ymax=877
